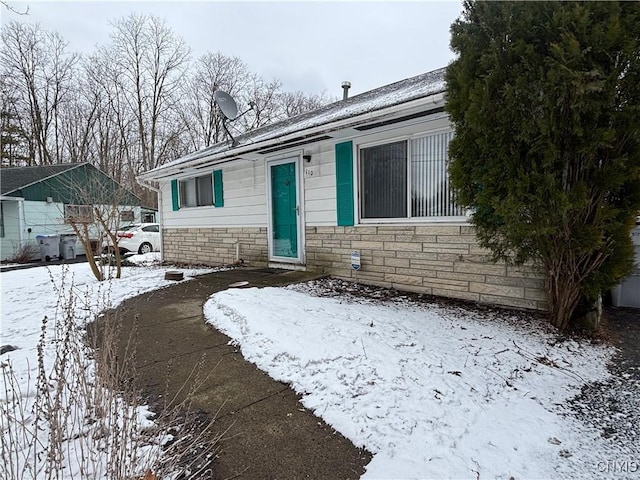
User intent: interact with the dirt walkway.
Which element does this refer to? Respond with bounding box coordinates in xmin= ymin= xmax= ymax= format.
xmin=107 ymin=267 xmax=371 ymax=479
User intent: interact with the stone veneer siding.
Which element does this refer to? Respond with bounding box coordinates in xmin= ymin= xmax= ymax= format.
xmin=305 ymin=225 xmax=547 ymax=311
xmin=163 ymin=227 xmax=268 ymax=266
xmin=162 ymin=225 xmax=547 ymax=311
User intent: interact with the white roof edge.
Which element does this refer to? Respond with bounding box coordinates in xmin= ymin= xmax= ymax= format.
xmin=140 ymin=91 xmax=446 ymax=181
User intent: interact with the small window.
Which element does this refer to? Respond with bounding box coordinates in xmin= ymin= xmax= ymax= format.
xmin=179 ymin=175 xmax=213 ymax=208
xmin=65 ymin=205 xmax=94 ymax=223
xmin=120 ymin=210 xmax=134 ymax=222
xmin=142 ymin=225 xmax=159 ymax=233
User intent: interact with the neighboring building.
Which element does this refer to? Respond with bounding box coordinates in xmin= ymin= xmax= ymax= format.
xmin=139 ymin=68 xmax=546 ymax=310
xmin=1 ymin=163 xmax=142 ymax=261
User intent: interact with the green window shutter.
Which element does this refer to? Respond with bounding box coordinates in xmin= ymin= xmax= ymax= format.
xmin=335 ymin=141 xmax=354 ymax=226
xmin=171 ymin=179 xmax=179 ymax=211
xmin=213 ymin=170 xmax=224 ymax=207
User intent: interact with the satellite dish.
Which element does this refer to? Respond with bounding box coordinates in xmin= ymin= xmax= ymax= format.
xmin=214 ymin=90 xmax=238 ymax=120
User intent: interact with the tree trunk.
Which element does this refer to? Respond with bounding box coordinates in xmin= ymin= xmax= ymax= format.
xmin=546 ymin=266 xmax=582 ymax=331
xmin=71 ymin=222 xmax=104 ymax=282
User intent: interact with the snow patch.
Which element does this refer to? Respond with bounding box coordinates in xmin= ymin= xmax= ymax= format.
xmin=204 ymin=285 xmax=620 ymax=479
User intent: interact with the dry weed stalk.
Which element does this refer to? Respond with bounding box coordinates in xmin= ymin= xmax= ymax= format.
xmin=0 ymin=267 xmax=221 ymax=479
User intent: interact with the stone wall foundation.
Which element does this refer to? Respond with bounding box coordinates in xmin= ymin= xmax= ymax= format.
xmin=162 ymin=225 xmax=547 ymax=311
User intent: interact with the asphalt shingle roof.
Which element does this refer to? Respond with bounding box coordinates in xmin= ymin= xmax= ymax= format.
xmin=1 ymin=163 xmax=83 ymax=195
xmin=146 ymin=67 xmax=447 ymax=176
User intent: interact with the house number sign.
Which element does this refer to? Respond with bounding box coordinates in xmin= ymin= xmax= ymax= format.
xmin=304 ymin=166 xmax=319 ymax=178
xmin=351 ymin=251 xmax=361 ymax=271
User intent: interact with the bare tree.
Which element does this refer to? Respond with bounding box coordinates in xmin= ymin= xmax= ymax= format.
xmin=81 ymin=51 xmax=134 ymax=184
xmin=238 ymin=75 xmax=283 ymax=131
xmin=59 ymin=79 xmax=99 ymax=165
xmin=0 ymin=1 xmax=28 ymax=15
xmin=108 ymin=14 xmax=190 ymax=173
xmin=0 ymin=22 xmax=78 ymax=165
xmin=180 ymin=52 xmax=252 ymax=150
xmin=1 ymin=12 xmax=333 ymax=193
xmin=279 ymin=90 xmax=334 ymax=118
xmin=179 ymin=54 xmax=334 ymax=151
xmin=60 ymin=168 xmax=142 ymax=281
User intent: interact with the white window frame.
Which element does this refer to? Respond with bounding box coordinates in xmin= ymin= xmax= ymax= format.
xmin=178 ymin=174 xmax=214 ymax=208
xmin=357 ymin=129 xmax=468 ymax=224
xmin=64 ymin=204 xmax=94 ymax=224
xmin=120 ymin=210 xmax=134 ymax=222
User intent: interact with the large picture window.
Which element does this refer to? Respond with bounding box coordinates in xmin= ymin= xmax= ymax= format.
xmin=179 ymin=175 xmax=213 ymax=208
xmin=359 ymin=131 xmax=463 ymax=220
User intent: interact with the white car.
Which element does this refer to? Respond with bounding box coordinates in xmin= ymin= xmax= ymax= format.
xmin=102 ymin=223 xmax=160 ymax=254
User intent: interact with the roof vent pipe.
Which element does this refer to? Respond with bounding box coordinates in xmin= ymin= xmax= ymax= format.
xmin=341 ymin=81 xmax=351 ymax=100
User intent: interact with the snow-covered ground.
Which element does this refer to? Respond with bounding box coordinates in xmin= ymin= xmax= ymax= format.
xmin=204 ymin=280 xmax=633 ymax=480
xmin=2 ymin=260 xmax=636 ymax=479
xmin=0 ymin=254 xmax=215 ymax=478
xmin=1 ymin=254 xmax=212 ymax=395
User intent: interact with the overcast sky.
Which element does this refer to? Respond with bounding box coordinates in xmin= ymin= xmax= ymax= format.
xmin=3 ymin=0 xmax=463 ymax=97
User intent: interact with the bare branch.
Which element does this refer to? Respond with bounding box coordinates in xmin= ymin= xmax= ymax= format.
xmin=1 ymin=1 xmax=28 ymax=15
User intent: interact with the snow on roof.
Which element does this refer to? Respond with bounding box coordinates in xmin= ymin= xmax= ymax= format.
xmin=148 ymin=67 xmax=446 ymax=175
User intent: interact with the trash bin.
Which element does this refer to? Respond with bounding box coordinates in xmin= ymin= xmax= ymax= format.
xmin=611 ymin=223 xmax=640 ymax=309
xmin=59 ymin=234 xmax=77 ymax=260
xmin=35 ymin=234 xmax=60 ymax=262
xmin=611 ymin=276 xmax=640 ymax=308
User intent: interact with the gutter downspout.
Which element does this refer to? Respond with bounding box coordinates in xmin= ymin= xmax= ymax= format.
xmin=136 ymin=178 xmax=163 ymax=262
xmin=18 ymin=199 xmax=24 ymax=248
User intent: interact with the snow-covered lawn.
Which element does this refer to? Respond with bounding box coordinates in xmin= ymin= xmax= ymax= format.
xmin=0 ymin=255 xmax=215 ymax=478
xmin=1 ymin=254 xmax=213 ymax=394
xmin=2 ymin=260 xmax=634 ymax=479
xmin=205 ymin=280 xmax=627 ymax=479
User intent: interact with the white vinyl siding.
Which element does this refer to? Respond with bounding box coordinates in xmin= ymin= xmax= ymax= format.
xmin=0 ymin=200 xmax=141 ymax=260
xmin=303 ymin=148 xmax=337 ymax=226
xmin=163 ymin=161 xmax=267 ymax=228
xmin=160 ymin=114 xmax=464 ymax=230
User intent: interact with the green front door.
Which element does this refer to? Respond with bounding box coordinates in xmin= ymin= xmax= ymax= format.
xmin=271 ymin=162 xmax=298 ymax=258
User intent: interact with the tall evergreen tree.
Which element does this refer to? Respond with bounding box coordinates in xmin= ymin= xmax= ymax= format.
xmin=446 ymin=1 xmax=640 ymax=330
